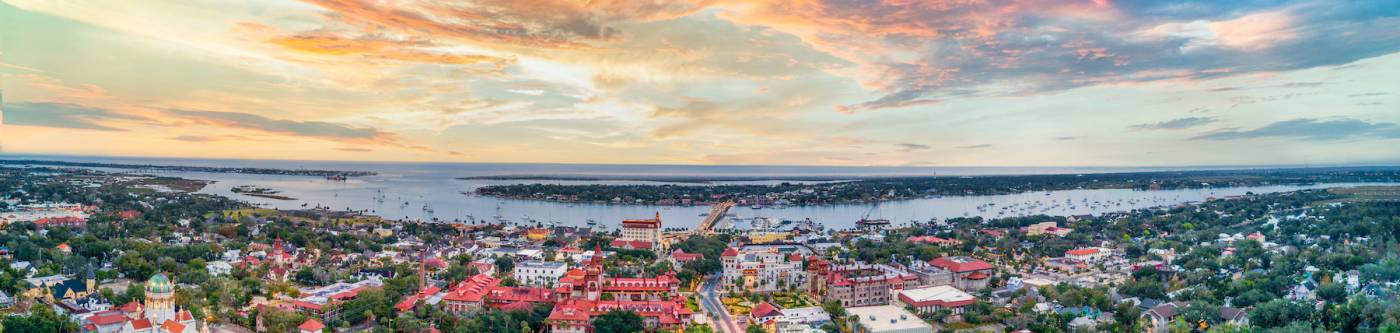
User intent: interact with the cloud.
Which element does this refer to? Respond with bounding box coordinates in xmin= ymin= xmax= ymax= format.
xmin=1054 ymin=136 xmax=1080 ymax=141
xmin=338 ymin=147 xmax=373 ymax=152
xmin=163 ymin=109 xmax=392 ymax=141
xmin=170 ymin=135 xmax=220 ymax=142
xmin=1192 ymin=118 xmax=1400 ymax=141
xmin=298 ymin=0 xmax=711 ymax=48
xmin=1131 ymin=117 xmax=1217 ymax=130
xmin=1348 ymin=92 xmax=1390 ymax=98
xmin=895 ymin=143 xmax=930 ymax=152
xmin=958 ymin=144 xmax=993 ymax=149
xmin=268 ymin=32 xmax=515 ymax=66
xmin=2 ymin=102 xmax=145 ymax=131
xmin=714 ymin=0 xmax=1400 ymax=112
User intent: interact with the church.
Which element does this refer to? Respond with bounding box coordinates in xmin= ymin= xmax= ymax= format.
xmin=82 ymin=273 xmax=202 ymax=333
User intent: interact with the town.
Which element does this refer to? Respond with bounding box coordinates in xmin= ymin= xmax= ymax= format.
xmin=1 ymin=166 xmax=1399 ymax=333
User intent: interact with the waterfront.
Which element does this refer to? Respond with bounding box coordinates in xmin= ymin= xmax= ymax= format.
xmin=3 ymin=154 xmax=1391 ymax=229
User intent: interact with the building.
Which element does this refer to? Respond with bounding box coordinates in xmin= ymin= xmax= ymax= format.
xmin=896 ymin=285 xmax=976 ymax=315
xmin=1065 ymin=248 xmax=1109 ymax=262
xmin=1142 ymin=302 xmax=1249 ymax=333
xmin=928 ymin=256 xmax=994 ymax=291
xmin=291 ymin=278 xmax=384 ymax=324
xmin=81 ymin=273 xmax=201 ymax=333
xmin=721 ymin=247 xmax=807 ymax=293
xmin=777 ymin=306 xmax=832 ymax=331
xmin=0 ymin=290 xmax=12 ymax=309
xmin=1026 ymin=222 xmax=1072 ymax=237
xmin=819 ymin=264 xmax=918 ymax=307
xmin=23 ymin=274 xmax=94 ymax=303
xmin=545 ymin=246 xmax=693 ymax=332
xmin=751 ymin=302 xmax=784 ymax=329
xmin=669 ymin=249 xmax=704 ymax=267
xmin=619 ymin=213 xmax=663 ymax=252
xmin=298 ymin=319 xmax=325 ymax=333
xmin=846 ymin=305 xmax=932 ymax=333
xmin=514 ymin=261 xmax=568 ymax=287
xmin=206 ymin=261 xmax=233 ymax=276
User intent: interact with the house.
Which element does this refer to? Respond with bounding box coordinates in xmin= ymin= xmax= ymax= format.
xmin=23 ymin=274 xmax=95 ymax=303
xmin=846 ymin=305 xmax=931 ymax=333
xmin=750 ymin=302 xmax=784 ymax=329
xmin=1142 ymin=302 xmax=1249 ymax=333
xmin=207 ymin=261 xmax=233 ymax=277
xmin=1026 ymin=222 xmax=1072 ymax=237
xmin=669 ymin=249 xmax=704 ymax=267
xmin=896 ymin=285 xmax=976 ymax=315
xmin=298 ymin=319 xmax=325 ymax=333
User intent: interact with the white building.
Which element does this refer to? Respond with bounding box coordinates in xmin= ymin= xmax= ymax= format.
xmin=721 ymin=247 xmax=807 ymax=293
xmin=896 ymin=285 xmax=976 ymax=315
xmin=514 ymin=261 xmax=568 ymax=287
xmin=206 ymin=261 xmax=233 ymax=276
xmin=846 ymin=305 xmax=932 ymax=333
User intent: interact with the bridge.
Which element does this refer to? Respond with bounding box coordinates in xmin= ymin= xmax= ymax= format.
xmin=695 ymin=201 xmax=734 ymax=234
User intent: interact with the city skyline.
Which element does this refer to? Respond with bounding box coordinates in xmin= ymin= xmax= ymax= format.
xmin=2 ymin=1 xmax=1398 ymax=166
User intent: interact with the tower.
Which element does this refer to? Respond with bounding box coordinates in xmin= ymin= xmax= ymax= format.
xmin=419 ymin=248 xmax=427 ymax=290
xmin=144 ymin=273 xmax=176 ymax=324
xmin=584 ymin=245 xmax=605 ymax=301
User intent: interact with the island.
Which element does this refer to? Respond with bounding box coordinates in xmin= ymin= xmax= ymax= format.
xmin=230 ymin=185 xmax=297 ymax=200
xmin=473 ymin=166 xmax=1400 ymax=206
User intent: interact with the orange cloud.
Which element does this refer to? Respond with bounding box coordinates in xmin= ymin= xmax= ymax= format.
xmin=269 ymin=33 xmax=514 ymax=66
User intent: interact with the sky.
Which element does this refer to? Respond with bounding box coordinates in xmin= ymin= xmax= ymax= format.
xmin=0 ymin=0 xmax=1397 ymax=166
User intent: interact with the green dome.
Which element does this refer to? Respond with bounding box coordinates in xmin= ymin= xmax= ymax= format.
xmin=146 ymin=273 xmax=173 ymax=294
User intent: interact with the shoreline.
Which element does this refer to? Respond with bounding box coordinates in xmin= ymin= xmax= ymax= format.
xmin=0 ymin=159 xmax=376 ymax=177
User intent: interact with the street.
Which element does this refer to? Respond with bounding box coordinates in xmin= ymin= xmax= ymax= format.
xmin=699 ymin=275 xmax=742 ymax=333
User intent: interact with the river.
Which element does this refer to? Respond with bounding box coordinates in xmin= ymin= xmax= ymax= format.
xmin=1 ymin=154 xmax=1386 ymax=230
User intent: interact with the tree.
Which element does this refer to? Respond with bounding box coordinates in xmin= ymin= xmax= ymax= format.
xmin=593 ymin=310 xmax=645 ymax=333
xmin=1316 ymin=283 xmax=1347 ymax=303
xmin=496 ymin=257 xmax=516 ymax=274
xmin=2 ymin=305 xmax=79 ymax=332
xmin=747 ymin=325 xmax=767 ymax=333
xmin=261 ymin=307 xmax=308 ymax=333
xmin=1249 ymin=299 xmax=1312 ymax=329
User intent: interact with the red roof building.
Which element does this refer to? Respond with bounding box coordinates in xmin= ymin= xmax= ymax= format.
xmin=299 ymin=318 xmax=326 ymax=333
xmin=928 ymin=256 xmax=995 ymax=291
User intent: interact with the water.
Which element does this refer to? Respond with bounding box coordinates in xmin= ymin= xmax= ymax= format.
xmin=1 ymin=154 xmax=1386 ymax=230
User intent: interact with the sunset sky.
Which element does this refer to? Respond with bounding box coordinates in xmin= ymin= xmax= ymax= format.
xmin=1 ymin=0 xmax=1397 ymax=166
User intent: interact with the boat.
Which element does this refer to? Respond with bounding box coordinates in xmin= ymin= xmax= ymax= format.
xmin=856 ymin=218 xmax=891 ymax=227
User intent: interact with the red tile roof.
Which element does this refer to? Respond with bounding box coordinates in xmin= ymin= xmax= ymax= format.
xmin=1066 ymin=248 xmax=1100 ymax=256
xmin=722 ymin=248 xmax=739 ymax=257
xmin=130 ymin=318 xmax=152 ymax=330
xmin=88 ymin=311 xmax=128 ymax=325
xmin=750 ymin=302 xmax=781 ymax=319
xmin=929 ymin=257 xmax=994 ymax=273
xmin=161 ymin=320 xmax=186 ymax=333
xmin=299 ymin=318 xmax=326 ymax=331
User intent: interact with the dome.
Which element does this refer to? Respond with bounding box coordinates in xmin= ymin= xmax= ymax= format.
xmin=146 ymin=273 xmax=173 ymax=294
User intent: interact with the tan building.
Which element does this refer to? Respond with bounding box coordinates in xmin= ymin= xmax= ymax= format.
xmin=619 ymin=213 xmax=663 ymax=252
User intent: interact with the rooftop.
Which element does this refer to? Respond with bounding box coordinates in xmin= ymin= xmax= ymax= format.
xmin=847 ymin=305 xmax=931 ymax=332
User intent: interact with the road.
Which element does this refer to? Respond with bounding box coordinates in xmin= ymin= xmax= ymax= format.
xmin=699 ymin=275 xmax=742 ymax=333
